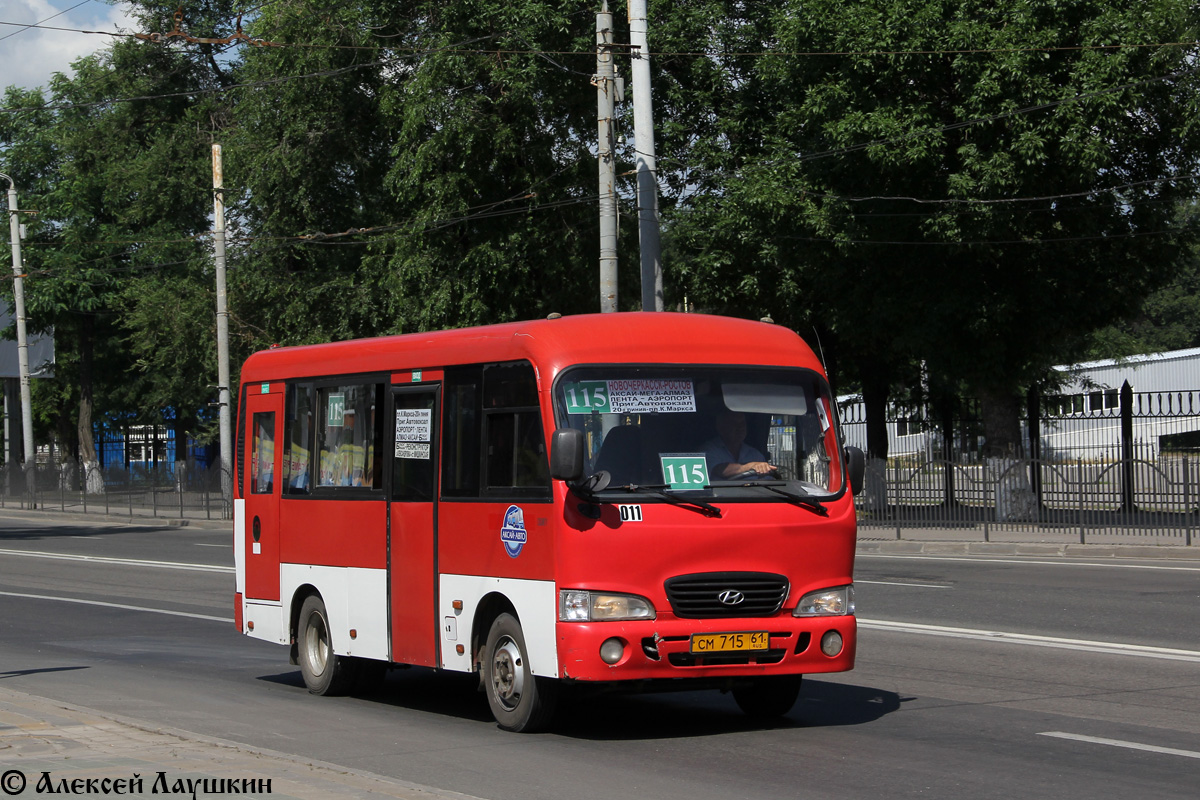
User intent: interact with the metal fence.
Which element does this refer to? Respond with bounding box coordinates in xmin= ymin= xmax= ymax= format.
xmin=844 ymin=384 xmax=1200 ymax=544
xmin=854 ymin=455 xmax=1197 ymax=544
xmin=0 ymin=460 xmax=231 ymax=522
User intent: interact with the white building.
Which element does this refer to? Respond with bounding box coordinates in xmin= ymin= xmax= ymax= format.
xmin=839 ymin=347 xmax=1200 ymax=460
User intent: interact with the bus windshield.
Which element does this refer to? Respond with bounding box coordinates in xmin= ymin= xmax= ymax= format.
xmin=555 ymin=366 xmax=844 ymax=498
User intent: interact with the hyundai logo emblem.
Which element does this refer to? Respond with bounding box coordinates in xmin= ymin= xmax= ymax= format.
xmin=717 ymin=589 xmax=745 ymax=606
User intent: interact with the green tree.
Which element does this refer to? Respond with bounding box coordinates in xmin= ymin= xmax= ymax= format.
xmin=1 ymin=28 xmax=224 ymax=485
xmin=656 ymin=0 xmax=1200 ymax=460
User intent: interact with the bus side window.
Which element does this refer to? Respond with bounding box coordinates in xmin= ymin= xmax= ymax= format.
xmin=251 ymin=412 xmax=276 ymax=494
xmin=482 ymin=363 xmax=550 ymax=495
xmin=442 ymin=366 xmax=482 ymax=498
xmin=283 ymin=384 xmax=314 ymax=494
xmin=316 ymin=383 xmax=383 ymax=489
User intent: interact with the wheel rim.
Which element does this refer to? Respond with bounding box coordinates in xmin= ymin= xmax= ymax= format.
xmin=303 ymin=610 xmax=329 ymax=677
xmin=490 ymin=636 xmax=525 ymax=711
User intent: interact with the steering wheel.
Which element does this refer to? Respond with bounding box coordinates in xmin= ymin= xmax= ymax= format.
xmin=728 ymin=468 xmax=779 ymax=481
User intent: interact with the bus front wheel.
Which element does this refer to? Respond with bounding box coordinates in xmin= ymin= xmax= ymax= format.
xmin=732 ymin=675 xmax=802 ymax=719
xmin=482 ymin=613 xmax=557 ymax=732
xmin=297 ymin=595 xmax=355 ymax=696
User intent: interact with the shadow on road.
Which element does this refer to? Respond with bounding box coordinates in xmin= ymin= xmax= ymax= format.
xmin=258 ymin=669 xmax=902 ymax=737
xmin=0 ymin=665 xmax=90 ymax=680
xmin=553 ymin=678 xmax=903 ymax=740
xmin=0 ymin=523 xmax=177 ymax=541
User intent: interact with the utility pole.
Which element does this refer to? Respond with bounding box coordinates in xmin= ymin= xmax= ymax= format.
xmin=212 ymin=145 xmax=233 ymax=515
xmin=1 ymin=173 xmax=35 ymax=478
xmin=628 ymin=0 xmax=662 ymax=311
xmin=596 ymin=2 xmax=618 ymax=313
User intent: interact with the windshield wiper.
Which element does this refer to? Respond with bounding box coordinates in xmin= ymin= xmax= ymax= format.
xmin=611 ymin=484 xmax=722 ymax=518
xmin=706 ymin=480 xmax=829 ymax=517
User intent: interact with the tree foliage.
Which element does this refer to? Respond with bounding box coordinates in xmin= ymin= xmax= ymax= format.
xmin=2 ymin=0 xmax=1200 ymax=462
xmin=654 ymin=0 xmax=1200 ymax=454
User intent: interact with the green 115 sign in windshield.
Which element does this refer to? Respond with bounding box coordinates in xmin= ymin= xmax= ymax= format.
xmin=563 ymin=381 xmax=611 ymax=414
xmin=660 ymin=454 xmax=710 ymax=490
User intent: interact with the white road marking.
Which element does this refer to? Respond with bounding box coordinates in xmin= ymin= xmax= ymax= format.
xmin=857 ymin=580 xmax=950 ymax=589
xmin=0 ymin=547 xmax=231 ymax=573
xmin=194 ymin=543 xmax=227 ymax=547
xmin=859 ymin=618 xmax=1200 ymax=663
xmin=0 ymin=590 xmax=232 ymax=623
xmin=1038 ymin=731 xmax=1200 ymax=760
xmin=858 ymin=553 xmax=1200 ymax=572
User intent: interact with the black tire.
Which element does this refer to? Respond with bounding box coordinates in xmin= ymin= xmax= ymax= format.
xmin=732 ymin=675 xmax=802 ymax=719
xmin=482 ymin=612 xmax=558 ymax=732
xmin=297 ymin=595 xmax=356 ymax=696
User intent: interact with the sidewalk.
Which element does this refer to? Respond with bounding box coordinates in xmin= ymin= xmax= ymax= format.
xmin=0 ymin=687 xmax=475 ymax=800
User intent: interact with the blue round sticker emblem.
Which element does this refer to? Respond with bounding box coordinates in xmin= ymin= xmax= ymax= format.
xmin=501 ymin=505 xmax=528 ymax=558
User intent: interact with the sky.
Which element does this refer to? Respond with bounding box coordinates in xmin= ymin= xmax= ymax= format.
xmin=1 ymin=0 xmax=140 ymax=93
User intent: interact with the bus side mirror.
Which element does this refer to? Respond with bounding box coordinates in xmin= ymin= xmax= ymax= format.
xmin=550 ymin=428 xmax=585 ymax=482
xmin=844 ymin=446 xmax=865 ymax=496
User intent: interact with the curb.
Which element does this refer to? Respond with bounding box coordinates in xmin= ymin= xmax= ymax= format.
xmin=0 ymin=507 xmax=229 ymax=531
xmin=857 ymin=539 xmax=1200 ymax=560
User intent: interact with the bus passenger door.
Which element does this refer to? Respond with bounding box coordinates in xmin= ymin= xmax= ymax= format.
xmin=243 ymin=387 xmax=283 ymax=601
xmin=388 ymin=385 xmax=440 ymax=667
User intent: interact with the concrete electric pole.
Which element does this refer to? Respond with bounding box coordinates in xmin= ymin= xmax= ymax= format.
xmin=596 ymin=2 xmax=619 ymax=313
xmin=628 ymin=0 xmax=663 ymax=311
xmin=212 ymin=146 xmax=233 ymax=515
xmin=1 ymin=172 xmax=36 ymax=476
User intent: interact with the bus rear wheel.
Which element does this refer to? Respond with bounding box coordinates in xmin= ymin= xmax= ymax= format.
xmin=732 ymin=675 xmax=802 ymax=719
xmin=297 ymin=595 xmax=355 ymax=696
xmin=482 ymin=613 xmax=557 ymax=732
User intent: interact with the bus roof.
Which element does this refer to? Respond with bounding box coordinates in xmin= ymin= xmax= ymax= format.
xmin=238 ymin=312 xmax=825 ymax=385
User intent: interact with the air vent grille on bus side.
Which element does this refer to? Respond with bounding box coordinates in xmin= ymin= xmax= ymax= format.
xmin=664 ymin=572 xmax=789 ymax=618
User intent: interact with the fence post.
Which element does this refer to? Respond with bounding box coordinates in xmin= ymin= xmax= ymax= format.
xmin=1027 ymin=387 xmax=1043 ymax=507
xmin=1120 ymin=380 xmax=1135 ymax=512
xmin=1186 ymin=457 xmax=1193 ymax=547
xmin=893 ymin=460 xmax=901 ymax=540
xmin=1077 ymin=458 xmax=1086 ymax=544
xmin=983 ymin=457 xmax=991 ymax=543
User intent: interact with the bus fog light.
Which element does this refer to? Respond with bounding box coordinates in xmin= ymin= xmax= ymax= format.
xmin=600 ymin=638 xmax=626 ymax=664
xmin=820 ymin=630 xmax=843 ymax=657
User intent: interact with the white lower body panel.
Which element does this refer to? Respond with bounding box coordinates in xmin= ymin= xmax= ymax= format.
xmin=241 ymin=564 xmax=388 ymax=661
xmin=439 ymin=574 xmax=557 ymax=677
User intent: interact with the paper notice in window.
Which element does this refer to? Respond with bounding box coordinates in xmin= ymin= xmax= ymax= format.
xmin=395 ymin=441 xmax=431 ymax=460
xmin=605 ymin=379 xmax=696 ymax=413
xmin=395 ymin=408 xmax=432 ymax=449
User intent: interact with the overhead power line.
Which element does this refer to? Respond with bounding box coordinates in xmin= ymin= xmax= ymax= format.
xmin=1 ymin=18 xmax=1197 ymax=58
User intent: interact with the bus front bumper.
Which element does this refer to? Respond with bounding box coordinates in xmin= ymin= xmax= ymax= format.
xmin=556 ymin=615 xmax=856 ymax=682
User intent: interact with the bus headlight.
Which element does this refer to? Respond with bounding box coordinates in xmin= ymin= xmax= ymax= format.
xmin=559 ymin=590 xmax=656 ymax=622
xmin=793 ymin=585 xmax=855 ymax=617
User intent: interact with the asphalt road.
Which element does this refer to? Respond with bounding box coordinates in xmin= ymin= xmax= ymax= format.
xmin=1 ymin=513 xmax=1197 ymax=799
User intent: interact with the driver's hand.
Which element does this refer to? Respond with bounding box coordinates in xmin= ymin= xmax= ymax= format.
xmin=746 ymin=461 xmax=775 ymax=474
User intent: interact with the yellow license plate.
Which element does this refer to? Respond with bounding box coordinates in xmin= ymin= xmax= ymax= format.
xmin=689 ymin=631 xmax=769 ymax=654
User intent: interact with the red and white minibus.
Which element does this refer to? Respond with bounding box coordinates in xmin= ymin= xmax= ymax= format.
xmin=234 ymin=312 xmax=862 ymax=731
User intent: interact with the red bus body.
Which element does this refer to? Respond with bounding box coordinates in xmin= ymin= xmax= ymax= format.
xmin=233 ymin=313 xmax=856 ymax=728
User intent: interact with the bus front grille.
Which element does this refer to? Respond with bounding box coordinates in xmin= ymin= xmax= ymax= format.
xmin=664 ymin=572 xmax=789 ymax=618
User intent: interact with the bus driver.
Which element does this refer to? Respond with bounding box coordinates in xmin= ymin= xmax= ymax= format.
xmin=703 ymin=410 xmax=777 ymax=479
